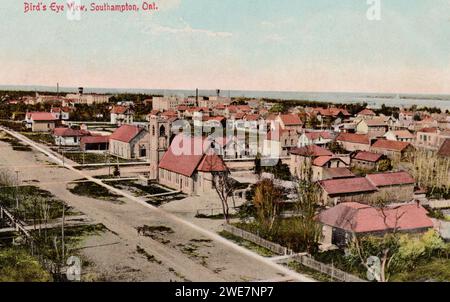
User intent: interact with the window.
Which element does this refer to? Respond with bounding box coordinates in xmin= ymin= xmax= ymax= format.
xmin=160 ymin=125 xmax=166 ymax=137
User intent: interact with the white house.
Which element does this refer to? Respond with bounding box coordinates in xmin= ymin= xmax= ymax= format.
xmin=53 ymin=128 xmax=91 ymax=146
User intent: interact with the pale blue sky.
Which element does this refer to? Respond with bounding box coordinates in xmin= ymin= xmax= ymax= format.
xmin=1 ymin=0 xmax=450 ymax=93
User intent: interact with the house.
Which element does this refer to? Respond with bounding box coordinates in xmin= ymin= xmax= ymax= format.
xmin=438 ymin=139 xmax=450 ymax=158
xmin=290 ymin=145 xmax=352 ymax=181
xmin=298 ymin=131 xmax=334 ymax=147
xmin=50 ymin=107 xmax=71 ymax=120
xmin=25 ymin=112 xmax=59 ymax=132
xmin=290 ymin=145 xmax=332 ymax=179
xmin=415 ymin=128 xmax=450 ymax=150
xmin=357 ymin=109 xmax=377 ymax=119
xmin=264 ymin=128 xmax=298 ymax=157
xmin=318 ymin=202 xmax=434 ymax=248
xmin=318 ymin=177 xmax=378 ymax=206
xmin=383 ymin=130 xmax=415 ymax=143
xmin=356 ymin=119 xmax=389 ymax=139
xmin=53 ymin=128 xmax=91 ymax=146
xmin=158 ymin=134 xmax=228 ymax=195
xmin=336 ymin=133 xmax=370 ymax=152
xmin=366 ymin=171 xmax=415 ymax=203
xmin=351 ymin=151 xmax=385 ymax=171
xmin=109 ymin=125 xmax=150 ymax=159
xmin=275 ymin=114 xmax=303 ymax=132
xmin=80 ymin=135 xmax=110 ymax=151
xmin=370 ymin=139 xmax=414 ymax=160
xmin=110 ymin=106 xmax=134 ymax=125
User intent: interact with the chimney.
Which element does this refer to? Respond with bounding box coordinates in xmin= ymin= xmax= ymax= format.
xmin=196 ymin=88 xmax=199 ymax=106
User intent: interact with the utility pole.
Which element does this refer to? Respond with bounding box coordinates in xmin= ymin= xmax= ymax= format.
xmin=15 ymin=170 xmax=19 ymax=210
xmin=61 ymin=203 xmax=65 ymax=264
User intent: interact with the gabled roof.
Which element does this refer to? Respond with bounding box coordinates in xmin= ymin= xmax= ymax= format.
xmin=53 ymin=128 xmax=90 ymax=137
xmin=111 ymin=106 xmax=131 ymax=114
xmin=352 ymin=151 xmax=383 ymax=163
xmin=317 ymin=202 xmax=433 ymax=233
xmin=366 ymin=171 xmax=415 ymax=187
xmin=364 ymin=118 xmax=388 ymax=127
xmin=244 ymin=114 xmax=261 ymax=121
xmin=336 ymin=133 xmax=370 ymax=145
xmin=313 ymin=156 xmax=347 ymax=167
xmin=80 ymin=135 xmax=110 ymax=144
xmin=418 ymin=127 xmax=439 ymax=133
xmin=438 ymin=139 xmax=450 ymax=157
xmin=26 ymin=112 xmax=58 ymax=121
xmin=371 ymin=139 xmax=412 ymax=152
xmin=158 ymin=135 xmax=227 ymax=177
xmin=319 ymin=177 xmax=377 ymax=195
xmin=323 ymin=167 xmax=355 ymax=179
xmin=110 ymin=125 xmax=145 ymax=143
xmin=290 ymin=145 xmax=333 ymax=157
xmin=358 ymin=109 xmax=376 ymax=116
xmin=278 ymin=114 xmax=303 ymax=126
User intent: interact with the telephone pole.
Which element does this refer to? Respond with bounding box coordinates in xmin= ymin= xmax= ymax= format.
xmin=15 ymin=170 xmax=19 ymax=210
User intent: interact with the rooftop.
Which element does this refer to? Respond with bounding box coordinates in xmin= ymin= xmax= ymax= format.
xmin=318 ymin=202 xmax=433 ymax=233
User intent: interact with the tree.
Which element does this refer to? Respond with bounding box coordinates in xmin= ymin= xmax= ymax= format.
xmin=328 ymin=141 xmax=347 ymax=154
xmin=205 ymin=155 xmax=235 ymax=223
xmin=254 ymin=153 xmax=262 ymax=177
xmin=295 ymin=179 xmax=323 ymax=254
xmin=269 ymin=103 xmax=287 ymax=114
xmin=252 ymin=179 xmax=282 ymax=233
xmin=113 ymin=165 xmax=121 ymax=177
xmin=377 ymin=158 xmax=392 ymax=172
xmin=413 ymin=113 xmax=421 ymax=121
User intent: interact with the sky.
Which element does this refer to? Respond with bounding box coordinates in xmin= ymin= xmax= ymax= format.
xmin=1 ymin=0 xmax=450 ymax=94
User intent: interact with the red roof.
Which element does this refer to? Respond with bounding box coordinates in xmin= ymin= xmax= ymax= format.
xmin=318 ymin=202 xmax=433 ymax=233
xmin=358 ymin=109 xmax=376 ymax=116
xmin=279 ymin=114 xmax=303 ymax=126
xmin=438 ymin=139 xmax=450 ymax=157
xmin=158 ymin=135 xmax=227 ymax=177
xmin=245 ymin=114 xmax=260 ymax=121
xmin=419 ymin=127 xmax=438 ymax=133
xmin=53 ymin=128 xmax=90 ymax=137
xmin=110 ymin=125 xmax=144 ymax=143
xmin=371 ymin=139 xmax=411 ymax=152
xmin=111 ymin=106 xmax=129 ymax=114
xmin=319 ymin=177 xmax=377 ymax=195
xmin=27 ymin=112 xmax=58 ymax=121
xmin=366 ymin=171 xmax=415 ymax=187
xmin=315 ymin=108 xmax=351 ymax=117
xmin=336 ymin=133 xmax=370 ymax=145
xmin=352 ymin=151 xmax=383 ymax=163
xmin=197 ymin=155 xmax=228 ymax=172
xmin=290 ymin=145 xmax=333 ymax=157
xmin=80 ymin=135 xmax=110 ymax=144
xmin=324 ymin=167 xmax=355 ymax=179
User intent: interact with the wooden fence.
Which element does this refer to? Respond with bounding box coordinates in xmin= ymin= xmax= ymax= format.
xmin=293 ymin=254 xmax=366 ymax=282
xmin=222 ymin=224 xmax=366 ymax=282
xmin=223 ymin=224 xmax=293 ymax=255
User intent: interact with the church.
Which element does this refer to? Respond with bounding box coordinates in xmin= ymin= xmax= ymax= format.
xmin=148 ymin=114 xmax=228 ymax=195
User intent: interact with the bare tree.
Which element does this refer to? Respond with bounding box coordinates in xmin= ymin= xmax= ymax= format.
xmin=252 ymin=179 xmax=282 ymax=233
xmin=204 ymin=154 xmax=235 ymax=223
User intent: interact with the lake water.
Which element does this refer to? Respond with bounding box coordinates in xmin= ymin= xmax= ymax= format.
xmin=2 ymin=85 xmax=450 ymax=111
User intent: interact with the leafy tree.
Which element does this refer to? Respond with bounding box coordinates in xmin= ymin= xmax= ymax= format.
xmin=377 ymin=158 xmax=392 ymax=172
xmin=254 ymin=153 xmax=262 ymax=177
xmin=269 ymin=103 xmax=287 ymax=114
xmin=253 ymin=179 xmax=282 ymax=233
